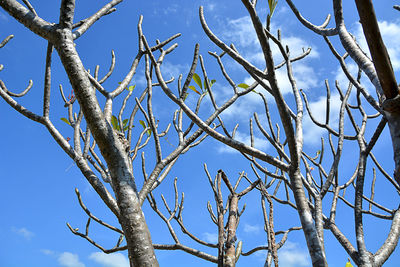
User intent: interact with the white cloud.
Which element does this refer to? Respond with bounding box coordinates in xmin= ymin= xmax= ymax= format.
xmin=254 ymin=250 xmax=268 ymax=262
xmin=291 ymin=63 xmax=319 ymax=89
xmin=303 ymin=60 xmax=364 ymax=146
xmin=214 ymin=15 xmax=319 ymax=124
xmin=58 ymin=252 xmax=85 ymax=267
xmin=41 ymin=249 xmax=55 ymax=256
xmin=41 ymin=249 xmax=85 ymax=267
xmin=203 ymin=232 xmax=218 ymax=243
xmin=211 ymin=13 xmax=326 ymax=149
xmin=303 ymin=92 xmax=342 ymax=145
xmin=222 ymin=16 xmax=258 ymax=49
xmin=206 ymin=3 xmax=216 ymax=12
xmin=217 ymin=67 xmax=317 ymax=123
xmin=160 ymin=61 xmax=188 ymax=80
xmin=221 ymin=16 xmax=319 ymax=65
xmin=11 ymin=226 xmax=34 ymax=240
xmin=278 ymin=241 xmax=310 ymax=267
xmin=89 ymin=252 xmax=129 ymax=267
xmin=334 ymin=62 xmax=359 ymax=91
xmin=243 ymin=223 xmax=261 ymax=234
xmin=266 ymin=62 xmax=318 ymax=96
xmin=280 ymin=36 xmax=319 ymax=59
xmin=163 ymin=4 xmax=178 ymax=15
xmin=133 ymin=71 xmax=147 ymax=87
xmin=220 ymin=86 xmax=265 ymax=120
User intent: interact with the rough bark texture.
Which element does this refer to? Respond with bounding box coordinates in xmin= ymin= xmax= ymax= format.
xmin=0 ymin=0 xmax=159 ymax=265
xmin=3 ymin=0 xmax=400 ymax=266
xmin=224 ymin=195 xmax=238 ymax=267
xmin=53 ymin=28 xmax=158 ymax=267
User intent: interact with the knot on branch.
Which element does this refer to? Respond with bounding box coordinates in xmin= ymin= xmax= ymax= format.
xmin=114 ymin=129 xmax=130 ymax=154
xmin=382 ymin=92 xmax=400 ymax=113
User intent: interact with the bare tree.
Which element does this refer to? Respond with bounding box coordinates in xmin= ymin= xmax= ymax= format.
xmin=145 ymin=0 xmax=400 ymax=266
xmin=0 ymin=0 xmax=213 ymax=266
xmin=2 ymin=0 xmax=400 ymax=266
xmin=0 ymin=1 xmax=300 ymax=266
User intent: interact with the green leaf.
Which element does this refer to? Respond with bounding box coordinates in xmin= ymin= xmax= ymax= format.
xmin=128 ymin=85 xmax=136 ymax=91
xmin=189 ymin=85 xmax=201 ymax=95
xmin=61 ymin=118 xmax=71 ymax=126
xmin=123 ymin=119 xmax=129 ymax=127
xmin=268 ymin=0 xmax=278 ymax=17
xmin=139 ymin=120 xmax=151 ymax=136
xmin=204 ymin=78 xmax=216 ymax=90
xmin=111 ymin=115 xmax=120 ymax=131
xmin=273 ymin=0 xmax=278 ymax=12
xmin=237 ymin=83 xmax=250 ymax=89
xmin=345 ymin=259 xmax=353 ymax=267
xmin=139 ymin=120 xmax=146 ymax=129
xmin=192 ymin=73 xmax=202 ymax=90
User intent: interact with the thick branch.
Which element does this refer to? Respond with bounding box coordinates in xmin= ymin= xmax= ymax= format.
xmin=355 ymin=0 xmax=398 ymax=99
xmin=0 ymin=0 xmax=54 ymax=40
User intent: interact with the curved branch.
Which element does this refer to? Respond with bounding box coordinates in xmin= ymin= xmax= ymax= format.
xmin=0 ymin=34 xmax=14 ymax=48
xmin=285 ymin=0 xmax=338 ymax=36
xmin=0 ymin=81 xmax=43 ymax=123
xmin=0 ymin=79 xmax=33 ymax=97
xmin=72 ymin=0 xmax=122 ymax=39
xmin=75 ymin=188 xmax=123 ymax=234
xmin=98 ymin=50 xmax=116 ymax=84
xmin=199 ymin=6 xmax=267 ymax=79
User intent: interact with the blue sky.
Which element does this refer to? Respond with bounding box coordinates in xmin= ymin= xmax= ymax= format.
xmin=1 ymin=1 xmax=400 ymax=266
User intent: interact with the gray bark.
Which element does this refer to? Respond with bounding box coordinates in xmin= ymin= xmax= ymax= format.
xmin=3 ymin=0 xmax=400 ymax=266
xmin=0 ymin=0 xmax=159 ymax=265
xmin=54 ymin=31 xmax=158 ymax=266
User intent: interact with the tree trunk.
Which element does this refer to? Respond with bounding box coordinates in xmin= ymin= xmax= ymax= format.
xmin=53 ymin=28 xmax=159 ymax=267
xmin=224 ymin=195 xmax=239 ymax=267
